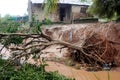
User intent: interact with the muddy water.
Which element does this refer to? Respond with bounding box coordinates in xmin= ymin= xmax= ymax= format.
xmin=46 ymin=61 xmax=120 ymax=80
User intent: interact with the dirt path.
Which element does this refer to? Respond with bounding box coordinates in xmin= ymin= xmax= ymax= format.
xmin=46 ymin=61 xmax=120 ymax=80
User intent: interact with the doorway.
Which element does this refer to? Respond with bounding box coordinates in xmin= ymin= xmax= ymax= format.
xmin=59 ymin=7 xmax=66 ymax=21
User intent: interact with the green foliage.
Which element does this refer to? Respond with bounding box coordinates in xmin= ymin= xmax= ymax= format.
xmin=0 ymin=15 xmax=21 ymax=33
xmin=87 ymin=0 xmax=120 ymax=20
xmin=0 ymin=36 xmax=23 ymax=47
xmin=43 ymin=0 xmax=58 ymax=15
xmin=30 ymin=18 xmax=52 ymax=33
xmin=45 ymin=18 xmax=52 ymax=25
xmin=0 ymin=59 xmax=74 ymax=80
xmin=1 ymin=36 xmax=23 ymax=46
xmin=0 ymin=21 xmax=20 ymax=33
xmin=30 ymin=21 xmax=42 ymax=33
xmin=0 ymin=15 xmax=24 ymax=46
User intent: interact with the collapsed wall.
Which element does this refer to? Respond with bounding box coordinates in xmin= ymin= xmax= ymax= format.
xmin=42 ymin=22 xmax=120 ymax=66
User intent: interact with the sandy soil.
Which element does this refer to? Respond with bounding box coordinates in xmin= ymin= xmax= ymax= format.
xmin=46 ymin=61 xmax=120 ymax=80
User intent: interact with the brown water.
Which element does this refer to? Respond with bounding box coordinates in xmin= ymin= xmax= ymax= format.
xmin=46 ymin=61 xmax=120 ymax=80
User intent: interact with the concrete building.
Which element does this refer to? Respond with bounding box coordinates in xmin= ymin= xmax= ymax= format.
xmin=28 ymin=0 xmax=92 ymax=23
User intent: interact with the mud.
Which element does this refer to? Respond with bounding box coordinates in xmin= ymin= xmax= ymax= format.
xmin=46 ymin=61 xmax=120 ymax=80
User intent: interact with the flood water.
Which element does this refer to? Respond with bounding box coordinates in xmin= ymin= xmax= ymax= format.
xmin=46 ymin=61 xmax=120 ymax=80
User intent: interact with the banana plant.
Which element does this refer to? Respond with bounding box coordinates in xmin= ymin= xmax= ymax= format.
xmin=43 ymin=0 xmax=89 ymax=15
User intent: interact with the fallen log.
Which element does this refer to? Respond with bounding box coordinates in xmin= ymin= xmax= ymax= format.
xmin=0 ymin=32 xmax=118 ymax=68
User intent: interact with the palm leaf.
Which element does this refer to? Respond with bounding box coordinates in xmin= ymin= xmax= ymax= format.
xmin=43 ymin=0 xmax=58 ymax=15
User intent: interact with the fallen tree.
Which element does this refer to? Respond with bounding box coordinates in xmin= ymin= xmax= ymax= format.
xmin=0 ymin=22 xmax=120 ymax=68
xmin=0 ymin=32 xmax=118 ymax=67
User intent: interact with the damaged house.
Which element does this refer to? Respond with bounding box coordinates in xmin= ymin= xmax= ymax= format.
xmin=28 ymin=0 xmax=92 ymax=23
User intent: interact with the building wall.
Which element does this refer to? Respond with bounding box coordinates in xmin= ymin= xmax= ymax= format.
xmin=28 ymin=0 xmax=33 ymax=22
xmin=28 ymin=3 xmax=90 ymax=23
xmin=71 ymin=5 xmax=89 ymax=20
xmin=31 ymin=4 xmax=59 ymax=22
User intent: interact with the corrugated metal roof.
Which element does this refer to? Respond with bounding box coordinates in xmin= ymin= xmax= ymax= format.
xmin=31 ymin=0 xmax=43 ymax=3
xmin=31 ymin=0 xmax=92 ymax=5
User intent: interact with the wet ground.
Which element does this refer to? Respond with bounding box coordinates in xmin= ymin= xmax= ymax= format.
xmin=46 ymin=61 xmax=120 ymax=80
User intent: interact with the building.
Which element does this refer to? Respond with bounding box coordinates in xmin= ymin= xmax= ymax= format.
xmin=28 ymin=0 xmax=92 ymax=23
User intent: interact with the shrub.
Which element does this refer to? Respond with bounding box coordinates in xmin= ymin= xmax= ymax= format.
xmin=0 ymin=21 xmax=21 ymax=33
xmin=0 ymin=59 xmax=74 ymax=80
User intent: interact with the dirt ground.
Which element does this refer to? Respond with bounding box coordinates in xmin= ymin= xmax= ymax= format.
xmin=46 ymin=61 xmax=120 ymax=80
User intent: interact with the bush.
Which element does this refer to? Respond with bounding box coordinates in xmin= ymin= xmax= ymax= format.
xmin=0 ymin=21 xmax=21 ymax=33
xmin=0 ymin=59 xmax=74 ymax=80
xmin=0 ymin=17 xmax=24 ymax=46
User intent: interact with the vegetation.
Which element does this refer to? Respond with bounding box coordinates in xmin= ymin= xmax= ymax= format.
xmin=0 ymin=0 xmax=118 ymax=79
xmin=43 ymin=0 xmax=58 ymax=15
xmin=31 ymin=16 xmax=52 ymax=33
xmin=0 ymin=17 xmax=20 ymax=33
xmin=87 ymin=0 xmax=120 ymax=20
xmin=0 ymin=13 xmax=74 ymax=80
xmin=0 ymin=59 xmax=74 ymax=80
xmin=0 ymin=15 xmax=24 ymax=47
